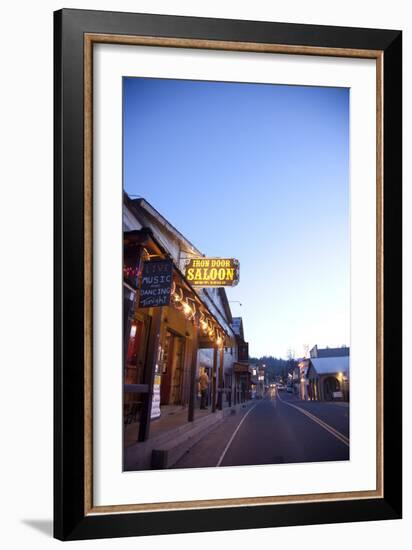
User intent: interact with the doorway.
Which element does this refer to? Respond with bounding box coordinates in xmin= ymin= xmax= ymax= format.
xmin=160 ymin=331 xmax=185 ymax=405
xmin=323 ymin=376 xmax=340 ymax=401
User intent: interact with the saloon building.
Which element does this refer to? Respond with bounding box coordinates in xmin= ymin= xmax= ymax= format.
xmin=123 ymin=193 xmax=242 ymax=466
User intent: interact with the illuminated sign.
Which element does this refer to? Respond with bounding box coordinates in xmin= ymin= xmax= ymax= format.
xmin=138 ymin=260 xmax=173 ymax=308
xmin=184 ymin=258 xmax=239 ymax=287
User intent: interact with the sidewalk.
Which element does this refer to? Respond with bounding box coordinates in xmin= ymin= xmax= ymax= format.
xmin=124 ymin=404 xmax=211 ymax=448
xmin=124 ymin=398 xmax=247 ymax=471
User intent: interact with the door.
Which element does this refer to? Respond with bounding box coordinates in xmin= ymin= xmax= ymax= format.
xmin=170 ymin=336 xmax=184 ymax=405
xmin=160 ymin=332 xmax=175 ymax=405
xmin=160 ymin=331 xmax=185 ymax=405
xmin=323 ymin=376 xmax=340 ymax=401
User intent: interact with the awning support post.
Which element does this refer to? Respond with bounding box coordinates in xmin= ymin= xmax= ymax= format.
xmin=217 ymin=346 xmax=224 ymax=410
xmin=212 ymin=345 xmax=218 ymax=413
xmin=138 ymin=307 xmax=162 ymax=442
xmin=188 ymin=324 xmax=199 ymax=422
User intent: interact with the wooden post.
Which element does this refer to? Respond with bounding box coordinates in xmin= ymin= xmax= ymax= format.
xmin=217 ymin=346 xmax=224 ymax=410
xmin=138 ymin=307 xmax=162 ymax=442
xmin=188 ymin=324 xmax=199 ymax=422
xmin=230 ymin=363 xmax=235 ymax=407
xmin=212 ymin=345 xmax=218 ymax=413
xmin=123 ymin=289 xmax=133 ymax=368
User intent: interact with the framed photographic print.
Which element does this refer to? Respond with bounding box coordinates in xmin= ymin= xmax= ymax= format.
xmin=54 ymin=8 xmax=402 ymax=541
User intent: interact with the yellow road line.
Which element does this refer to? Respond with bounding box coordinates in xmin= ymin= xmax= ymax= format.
xmin=277 ymin=393 xmax=349 ymax=447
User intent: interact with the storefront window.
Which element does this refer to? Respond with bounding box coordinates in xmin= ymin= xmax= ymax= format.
xmin=125 ymin=319 xmax=144 ymax=385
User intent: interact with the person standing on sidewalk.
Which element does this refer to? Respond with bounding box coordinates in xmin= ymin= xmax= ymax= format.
xmin=199 ymin=370 xmax=210 ymax=409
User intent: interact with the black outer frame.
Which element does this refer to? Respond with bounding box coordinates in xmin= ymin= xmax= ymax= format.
xmin=54 ymin=8 xmax=402 ymax=541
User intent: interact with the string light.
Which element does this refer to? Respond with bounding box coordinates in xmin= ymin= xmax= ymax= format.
xmin=171 ymin=282 xmax=184 ymax=305
xmin=128 ymin=258 xmax=229 ymax=345
xmin=182 ymin=299 xmax=196 ymax=320
xmin=169 ymin=281 xmax=226 ymax=338
xmin=199 ymin=311 xmax=209 ymax=334
xmin=123 ymin=266 xmax=140 ymax=278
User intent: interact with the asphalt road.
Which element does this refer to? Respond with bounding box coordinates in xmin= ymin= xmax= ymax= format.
xmin=173 ymin=391 xmax=349 ymax=469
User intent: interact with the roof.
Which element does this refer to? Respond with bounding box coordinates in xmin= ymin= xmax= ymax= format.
xmin=309 ymin=356 xmax=349 ymax=375
xmin=317 ymin=347 xmax=349 ymax=357
xmin=231 ymin=317 xmax=244 ymax=338
xmin=310 ymin=345 xmax=349 ymax=358
xmin=129 ymin=195 xmax=202 ymax=256
xmin=124 ymin=193 xmax=235 ymax=335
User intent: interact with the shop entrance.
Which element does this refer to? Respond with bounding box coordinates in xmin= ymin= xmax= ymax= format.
xmin=160 ymin=331 xmax=185 ymax=405
xmin=323 ymin=376 xmax=340 ymax=401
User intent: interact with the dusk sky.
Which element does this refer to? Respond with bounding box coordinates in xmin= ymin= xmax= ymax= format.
xmin=123 ymin=77 xmax=349 ymax=358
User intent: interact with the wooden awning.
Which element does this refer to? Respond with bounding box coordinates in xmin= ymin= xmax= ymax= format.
xmin=124 ymin=228 xmax=233 ymax=347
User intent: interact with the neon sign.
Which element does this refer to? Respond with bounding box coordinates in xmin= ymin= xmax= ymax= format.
xmin=184 ymin=258 xmax=239 ymax=287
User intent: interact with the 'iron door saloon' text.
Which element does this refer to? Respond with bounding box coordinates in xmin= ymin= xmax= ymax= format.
xmin=185 ymin=258 xmax=239 ymax=287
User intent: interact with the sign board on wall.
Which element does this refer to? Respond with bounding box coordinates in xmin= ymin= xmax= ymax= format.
xmin=138 ymin=260 xmax=173 ymax=308
xmin=184 ymin=258 xmax=239 ymax=287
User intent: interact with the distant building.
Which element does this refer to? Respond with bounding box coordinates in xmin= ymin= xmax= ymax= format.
xmin=310 ymin=345 xmax=350 ymax=358
xmin=231 ymin=317 xmax=251 ymax=403
xmin=257 ymin=365 xmax=267 ymax=398
xmin=296 ymin=358 xmax=310 ymax=400
xmin=249 ymin=364 xmax=258 ymax=399
xmin=306 ymin=353 xmax=349 ymax=401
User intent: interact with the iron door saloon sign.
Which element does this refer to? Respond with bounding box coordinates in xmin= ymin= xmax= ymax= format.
xmin=138 ymin=259 xmax=173 ymax=308
xmin=184 ymin=258 xmax=239 ymax=287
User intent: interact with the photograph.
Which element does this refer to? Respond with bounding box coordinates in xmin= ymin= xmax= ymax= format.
xmin=51 ymin=7 xmax=402 ymax=540
xmin=122 ymin=76 xmax=350 ymax=472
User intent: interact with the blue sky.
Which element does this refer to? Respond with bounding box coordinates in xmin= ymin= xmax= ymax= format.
xmin=124 ymin=77 xmax=349 ymax=358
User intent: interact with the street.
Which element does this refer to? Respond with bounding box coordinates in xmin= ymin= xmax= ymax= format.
xmin=173 ymin=391 xmax=349 ymax=469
